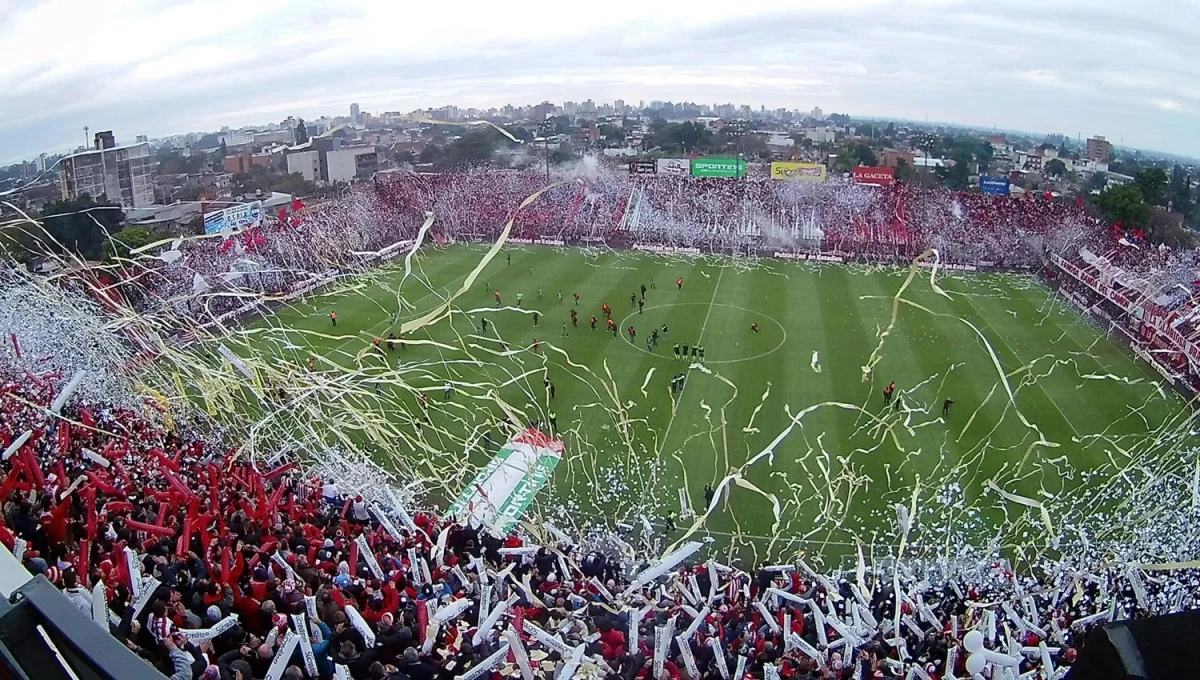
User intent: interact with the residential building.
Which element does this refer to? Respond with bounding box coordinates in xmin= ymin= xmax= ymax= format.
xmin=1086 ymin=136 xmax=1112 ymax=164
xmin=1106 ymin=172 xmax=1135 ymax=187
xmin=324 ymin=145 xmax=377 ymax=183
xmin=286 ymin=150 xmax=321 ymax=182
xmin=878 ymin=149 xmax=915 ymax=168
xmin=59 ymin=141 xmax=155 ymax=209
xmin=984 ymin=135 xmax=1012 ymax=158
xmin=253 ymin=130 xmax=290 ymax=146
xmin=350 ymin=103 xmax=360 ymax=123
xmin=811 ymin=107 xmax=824 ymax=120
xmin=806 ymin=128 xmax=836 ymax=144
xmin=223 ymin=154 xmax=271 ymax=174
xmin=219 ymin=129 xmax=255 ymax=147
xmin=93 ymin=131 xmax=116 ymax=150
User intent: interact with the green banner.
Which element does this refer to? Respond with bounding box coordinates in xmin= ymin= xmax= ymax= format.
xmin=447 ymin=429 xmax=563 ymax=533
xmin=691 ymin=157 xmax=747 ymax=178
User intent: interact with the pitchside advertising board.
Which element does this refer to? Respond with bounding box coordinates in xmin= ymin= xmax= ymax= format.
xmin=628 ymin=160 xmax=657 ymax=175
xmin=203 ymin=201 xmax=263 ymax=235
xmin=852 ymin=166 xmax=895 ymax=186
xmin=447 ymin=429 xmax=564 ymax=533
xmin=770 ymin=161 xmax=827 ymax=183
xmin=656 ymin=158 xmax=691 ymax=176
xmin=979 ymin=175 xmax=1011 ymax=195
xmin=692 ymin=157 xmax=747 ymax=178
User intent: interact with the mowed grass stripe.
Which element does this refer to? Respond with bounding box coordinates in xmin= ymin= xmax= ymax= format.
xmin=221 ymin=246 xmax=1185 ymax=550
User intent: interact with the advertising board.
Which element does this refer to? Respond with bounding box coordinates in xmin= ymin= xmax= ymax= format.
xmin=851 ymin=167 xmax=895 ymax=186
xmin=980 ymin=175 xmax=1011 ymax=195
xmin=203 ymin=201 xmax=263 ymax=235
xmin=692 ymin=157 xmax=746 ymax=178
xmin=656 ymin=158 xmax=691 ymax=176
xmin=770 ymin=162 xmax=826 ymax=183
xmin=628 ymin=160 xmax=656 ymax=175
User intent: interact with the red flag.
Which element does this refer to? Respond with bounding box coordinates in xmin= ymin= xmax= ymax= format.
xmin=1136 ymin=228 xmax=1145 ymax=241
xmin=291 ymin=199 xmax=306 ymax=211
xmin=1076 ymin=195 xmax=1084 ymax=209
xmin=1044 ymin=190 xmax=1053 ymax=200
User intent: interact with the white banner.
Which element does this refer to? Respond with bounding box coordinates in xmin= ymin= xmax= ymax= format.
xmin=264 ymin=631 xmax=300 ymax=680
xmin=204 ymin=201 xmax=263 ymax=235
xmin=294 ymin=613 xmax=318 ymax=677
xmin=656 ymin=158 xmax=692 ymax=176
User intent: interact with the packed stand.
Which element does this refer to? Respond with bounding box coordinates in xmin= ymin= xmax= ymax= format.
xmin=4 ymin=374 xmax=1200 ymax=680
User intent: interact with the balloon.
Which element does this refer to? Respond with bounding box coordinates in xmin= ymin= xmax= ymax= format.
xmin=965 ymin=653 xmax=986 ymax=675
xmin=963 ymin=630 xmax=984 ymax=654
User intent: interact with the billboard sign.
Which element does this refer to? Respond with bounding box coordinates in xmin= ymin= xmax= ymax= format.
xmin=656 ymin=158 xmax=692 ymax=176
xmin=979 ymin=175 xmax=1011 ymax=195
xmin=628 ymin=160 xmax=657 ymax=175
xmin=770 ymin=161 xmax=827 ymax=183
xmin=692 ymin=157 xmax=746 ymax=178
xmin=446 ymin=429 xmax=564 ymax=533
xmin=204 ymin=201 xmax=263 ymax=235
xmin=852 ymin=166 xmax=895 ymax=186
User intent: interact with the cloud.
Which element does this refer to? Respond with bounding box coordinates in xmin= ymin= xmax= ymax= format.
xmin=1 ymin=0 xmax=1198 ymax=160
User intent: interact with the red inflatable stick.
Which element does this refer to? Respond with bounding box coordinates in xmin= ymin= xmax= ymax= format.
xmin=123 ymin=519 xmax=175 ymax=537
xmin=263 ymin=462 xmax=298 ymax=482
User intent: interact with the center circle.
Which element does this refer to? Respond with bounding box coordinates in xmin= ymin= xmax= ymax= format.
xmin=616 ymin=302 xmax=787 ymax=365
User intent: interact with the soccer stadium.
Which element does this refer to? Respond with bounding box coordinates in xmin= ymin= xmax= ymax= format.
xmin=2 ymin=164 xmax=1200 ymax=679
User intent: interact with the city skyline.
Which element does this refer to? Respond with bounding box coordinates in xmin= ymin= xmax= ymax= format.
xmin=1 ymin=0 xmax=1198 ymax=162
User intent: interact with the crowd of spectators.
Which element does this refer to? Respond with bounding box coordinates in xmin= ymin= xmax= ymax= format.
xmin=120 ymin=166 xmax=1192 ymax=327
xmin=4 ymin=372 xmax=1200 ymax=680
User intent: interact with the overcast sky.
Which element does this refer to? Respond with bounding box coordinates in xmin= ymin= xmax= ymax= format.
xmin=2 ymin=0 xmax=1198 ymax=163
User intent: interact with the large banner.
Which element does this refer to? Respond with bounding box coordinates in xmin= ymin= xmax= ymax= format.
xmin=979 ymin=175 xmax=1011 ymax=195
xmin=628 ymin=160 xmax=657 ymax=175
xmin=852 ymin=167 xmax=895 ymax=186
xmin=656 ymin=158 xmax=691 ymax=176
xmin=692 ymin=157 xmax=746 ymax=178
xmin=447 ymin=429 xmax=564 ymax=532
xmin=770 ymin=162 xmax=826 ymax=183
xmin=204 ymin=201 xmax=263 ymax=235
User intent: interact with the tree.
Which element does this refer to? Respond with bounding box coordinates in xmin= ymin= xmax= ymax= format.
xmin=1086 ymin=172 xmax=1108 ymax=192
xmin=1135 ymin=168 xmax=1169 ymax=207
xmin=894 ymin=159 xmax=917 ymax=183
xmin=218 ymin=139 xmax=228 ymax=159
xmin=1094 ymin=184 xmax=1150 ymax=228
xmin=656 ymin=122 xmax=713 ymax=153
xmin=935 ymin=162 xmax=970 ymax=190
xmin=851 ymin=143 xmax=877 ymax=167
xmin=1169 ymin=164 xmax=1193 ymax=216
xmin=38 ymin=194 xmax=126 ymax=260
xmin=505 ymin=126 xmax=534 ymax=144
xmin=418 ymin=145 xmax=441 ymax=164
xmin=0 ymin=222 xmax=38 ymax=264
xmin=552 ymin=116 xmax=572 ymax=136
xmin=439 ymin=129 xmax=499 ymax=168
xmin=1044 ymin=158 xmax=1068 ymax=178
xmin=598 ymin=123 xmax=625 ymax=145
xmin=549 ymin=144 xmax=575 ymax=165
xmin=295 ymin=119 xmax=310 ymax=145
xmin=100 ymin=226 xmax=159 ymax=262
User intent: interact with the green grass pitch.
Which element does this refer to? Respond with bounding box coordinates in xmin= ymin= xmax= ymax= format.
xmin=239 ymin=244 xmax=1181 ymax=563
